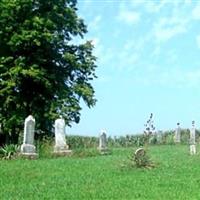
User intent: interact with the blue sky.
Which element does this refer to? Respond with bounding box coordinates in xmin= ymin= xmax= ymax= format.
xmin=68 ymin=0 xmax=200 ymax=136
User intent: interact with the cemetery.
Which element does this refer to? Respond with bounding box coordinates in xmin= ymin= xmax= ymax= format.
xmin=1 ymin=0 xmax=200 ymax=199
xmin=1 ymin=115 xmax=200 ymax=199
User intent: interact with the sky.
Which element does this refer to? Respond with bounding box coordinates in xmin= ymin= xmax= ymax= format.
xmin=68 ymin=0 xmax=200 ymax=137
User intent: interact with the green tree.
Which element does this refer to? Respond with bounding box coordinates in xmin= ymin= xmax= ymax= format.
xmin=0 ymin=0 xmax=97 ymax=143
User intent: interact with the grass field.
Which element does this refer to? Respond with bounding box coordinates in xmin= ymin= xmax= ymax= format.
xmin=1 ymin=145 xmax=200 ymax=199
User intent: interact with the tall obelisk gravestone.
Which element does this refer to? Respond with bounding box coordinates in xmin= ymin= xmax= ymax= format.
xmin=190 ymin=121 xmax=196 ymax=155
xmin=174 ymin=122 xmax=181 ymax=143
xmin=21 ymin=115 xmax=38 ymax=158
xmin=98 ymin=130 xmax=109 ymax=154
xmin=54 ymin=117 xmax=72 ymax=155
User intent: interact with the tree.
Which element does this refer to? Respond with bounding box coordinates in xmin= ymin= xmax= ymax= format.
xmin=0 ymin=0 xmax=97 ymax=143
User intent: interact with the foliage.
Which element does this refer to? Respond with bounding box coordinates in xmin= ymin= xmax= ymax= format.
xmin=133 ymin=147 xmax=155 ymax=168
xmin=144 ymin=113 xmax=156 ymax=135
xmin=72 ymin=148 xmax=100 ymax=158
xmin=0 ymin=0 xmax=97 ymax=143
xmin=180 ymin=129 xmax=190 ymax=144
xmin=67 ymin=135 xmax=98 ymax=149
xmin=0 ymin=144 xmax=19 ymax=159
xmin=36 ymin=136 xmax=54 ymax=158
xmin=144 ymin=113 xmax=156 ymax=145
xmin=148 ymin=135 xmax=157 ymax=145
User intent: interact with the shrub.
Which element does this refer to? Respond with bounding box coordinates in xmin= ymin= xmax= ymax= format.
xmin=133 ymin=148 xmax=155 ymax=168
xmin=37 ymin=137 xmax=54 ymax=158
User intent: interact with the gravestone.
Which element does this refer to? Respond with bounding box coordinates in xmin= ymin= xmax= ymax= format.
xmin=156 ymin=130 xmax=163 ymax=144
xmin=98 ymin=130 xmax=108 ymax=154
xmin=174 ymin=122 xmax=181 ymax=143
xmin=134 ymin=147 xmax=145 ymax=158
xmin=189 ymin=121 xmax=196 ymax=155
xmin=54 ymin=118 xmax=71 ymax=155
xmin=21 ymin=115 xmax=38 ymax=158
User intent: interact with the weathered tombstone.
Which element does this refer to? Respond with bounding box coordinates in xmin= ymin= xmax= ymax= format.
xmin=54 ymin=117 xmax=71 ymax=155
xmin=174 ymin=122 xmax=181 ymax=143
xmin=156 ymin=130 xmax=163 ymax=144
xmin=21 ymin=115 xmax=38 ymax=158
xmin=98 ymin=130 xmax=108 ymax=154
xmin=189 ymin=121 xmax=196 ymax=155
xmin=134 ymin=147 xmax=145 ymax=158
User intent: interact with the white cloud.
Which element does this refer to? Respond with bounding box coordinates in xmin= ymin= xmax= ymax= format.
xmin=91 ymin=38 xmax=100 ymax=47
xmin=130 ymin=0 xmax=146 ymax=7
xmin=192 ymin=3 xmax=200 ymax=20
xmin=185 ymin=0 xmax=192 ymax=4
xmin=130 ymin=0 xmax=180 ymax=14
xmin=196 ymin=35 xmax=200 ymax=48
xmin=88 ymin=15 xmax=102 ymax=31
xmin=171 ymin=68 xmax=200 ymax=88
xmin=144 ymin=1 xmax=168 ymax=13
xmin=93 ymin=42 xmax=114 ymax=67
xmin=118 ymin=9 xmax=140 ymax=25
xmin=135 ymin=68 xmax=200 ymax=88
xmin=154 ymin=16 xmax=188 ymax=43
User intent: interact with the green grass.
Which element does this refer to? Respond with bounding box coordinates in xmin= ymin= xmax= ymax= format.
xmin=1 ymin=145 xmax=200 ymax=199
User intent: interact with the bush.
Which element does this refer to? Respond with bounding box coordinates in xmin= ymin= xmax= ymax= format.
xmin=37 ymin=137 xmax=54 ymax=158
xmin=133 ymin=148 xmax=155 ymax=168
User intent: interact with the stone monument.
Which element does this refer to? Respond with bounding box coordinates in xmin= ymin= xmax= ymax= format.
xmin=21 ymin=115 xmax=38 ymax=158
xmin=174 ymin=122 xmax=181 ymax=143
xmin=189 ymin=121 xmax=196 ymax=155
xmin=156 ymin=130 xmax=163 ymax=144
xmin=54 ymin=117 xmax=71 ymax=155
xmin=98 ymin=130 xmax=108 ymax=154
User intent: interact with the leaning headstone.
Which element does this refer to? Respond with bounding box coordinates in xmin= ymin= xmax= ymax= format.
xmin=189 ymin=121 xmax=196 ymax=155
xmin=98 ymin=130 xmax=108 ymax=154
xmin=21 ymin=115 xmax=38 ymax=158
xmin=174 ymin=122 xmax=181 ymax=143
xmin=54 ymin=118 xmax=71 ymax=155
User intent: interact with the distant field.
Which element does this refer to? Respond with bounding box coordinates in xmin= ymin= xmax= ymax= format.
xmin=1 ymin=145 xmax=200 ymax=200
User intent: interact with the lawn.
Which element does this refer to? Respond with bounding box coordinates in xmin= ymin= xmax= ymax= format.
xmin=1 ymin=145 xmax=200 ymax=199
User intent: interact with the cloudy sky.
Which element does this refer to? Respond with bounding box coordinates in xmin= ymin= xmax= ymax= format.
xmin=68 ymin=0 xmax=200 ymax=136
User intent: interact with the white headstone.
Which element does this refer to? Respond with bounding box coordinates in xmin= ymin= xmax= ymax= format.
xmin=189 ymin=121 xmax=196 ymax=155
xmin=21 ymin=115 xmax=37 ymax=156
xmin=55 ymin=118 xmax=66 ymax=147
xmin=99 ymin=130 xmax=107 ymax=149
xmin=54 ymin=118 xmax=71 ymax=154
xmin=175 ymin=123 xmax=181 ymax=143
xmin=156 ymin=130 xmax=163 ymax=143
xmin=190 ymin=145 xmax=196 ymax=155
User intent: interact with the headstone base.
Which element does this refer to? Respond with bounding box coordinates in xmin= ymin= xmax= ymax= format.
xmin=190 ymin=144 xmax=196 ymax=155
xmin=20 ymin=144 xmax=38 ymax=159
xmin=98 ymin=147 xmax=110 ymax=155
xmin=21 ymin=144 xmax=36 ymax=154
xmin=53 ymin=145 xmax=72 ymax=156
xmin=19 ymin=153 xmax=38 ymax=159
